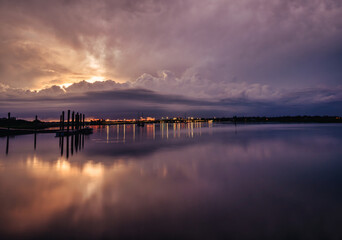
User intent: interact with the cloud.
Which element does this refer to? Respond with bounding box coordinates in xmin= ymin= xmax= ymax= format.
xmin=0 ymin=0 xmax=341 ymax=91
xmin=1 ymin=0 xmax=342 ymax=118
xmin=133 ymin=70 xmax=280 ymax=99
xmin=63 ymin=80 xmax=130 ymax=93
xmin=279 ymin=87 xmax=342 ymax=104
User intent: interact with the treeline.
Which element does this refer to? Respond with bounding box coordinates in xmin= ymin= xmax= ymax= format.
xmin=213 ymin=116 xmax=342 ymax=123
xmin=0 ymin=118 xmax=58 ymax=129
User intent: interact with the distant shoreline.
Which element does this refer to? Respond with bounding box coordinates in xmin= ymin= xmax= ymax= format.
xmin=1 ymin=115 xmax=341 ymax=129
xmin=1 ymin=115 xmax=341 ymax=137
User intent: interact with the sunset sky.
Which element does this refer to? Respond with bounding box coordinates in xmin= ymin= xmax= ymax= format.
xmin=0 ymin=0 xmax=341 ymax=119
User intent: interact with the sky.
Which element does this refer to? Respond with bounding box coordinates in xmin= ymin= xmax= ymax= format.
xmin=0 ymin=0 xmax=341 ymax=119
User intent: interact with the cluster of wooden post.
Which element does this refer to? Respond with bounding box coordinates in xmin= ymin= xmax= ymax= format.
xmin=60 ymin=110 xmax=86 ymax=131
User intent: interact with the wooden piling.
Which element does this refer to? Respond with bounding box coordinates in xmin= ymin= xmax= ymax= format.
xmin=76 ymin=112 xmax=79 ymax=130
xmin=80 ymin=113 xmax=82 ymax=129
xmin=7 ymin=112 xmax=10 ymax=129
xmin=78 ymin=113 xmax=80 ymax=130
xmin=62 ymin=111 xmax=65 ymax=131
xmin=67 ymin=110 xmax=70 ymax=132
xmin=72 ymin=111 xmax=75 ymax=130
xmin=75 ymin=113 xmax=78 ymax=130
xmin=75 ymin=113 xmax=77 ymax=130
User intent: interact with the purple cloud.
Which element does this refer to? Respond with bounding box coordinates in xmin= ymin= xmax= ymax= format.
xmin=0 ymin=0 xmax=341 ymax=117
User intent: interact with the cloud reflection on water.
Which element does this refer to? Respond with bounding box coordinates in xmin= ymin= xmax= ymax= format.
xmin=0 ymin=124 xmax=342 ymax=239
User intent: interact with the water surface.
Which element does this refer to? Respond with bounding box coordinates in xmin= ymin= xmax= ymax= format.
xmin=1 ymin=123 xmax=342 ymax=239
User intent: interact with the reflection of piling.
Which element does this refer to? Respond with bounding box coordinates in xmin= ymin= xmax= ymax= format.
xmin=34 ymin=133 xmax=37 ymax=150
xmin=75 ymin=133 xmax=78 ymax=152
xmin=133 ymin=124 xmax=135 ymax=142
xmin=66 ymin=135 xmax=69 ymax=158
xmin=60 ymin=136 xmax=64 ymax=156
xmin=233 ymin=116 xmax=237 ymax=134
xmin=71 ymin=135 xmax=74 ymax=155
xmin=6 ymin=135 xmax=9 ymax=155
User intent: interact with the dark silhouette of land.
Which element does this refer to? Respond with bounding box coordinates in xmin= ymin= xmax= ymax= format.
xmin=0 ymin=118 xmax=58 ymax=130
xmin=0 ymin=117 xmax=59 ymax=136
xmin=215 ymin=115 xmax=342 ymax=124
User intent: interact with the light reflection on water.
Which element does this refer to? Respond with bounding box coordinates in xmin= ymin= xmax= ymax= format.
xmin=0 ymin=123 xmax=342 ymax=239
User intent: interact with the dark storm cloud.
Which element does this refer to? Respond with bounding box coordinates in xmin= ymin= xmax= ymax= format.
xmin=0 ymin=82 xmax=341 ymax=119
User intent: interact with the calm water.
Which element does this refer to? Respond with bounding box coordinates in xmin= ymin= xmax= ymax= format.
xmin=1 ymin=123 xmax=342 ymax=239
